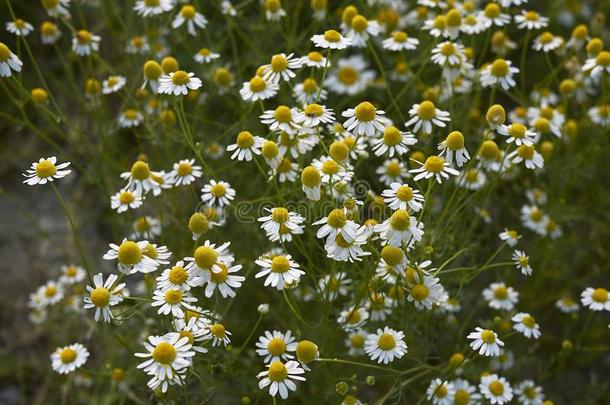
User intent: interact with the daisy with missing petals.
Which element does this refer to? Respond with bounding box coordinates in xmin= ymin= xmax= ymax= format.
xmin=507 ymin=145 xmax=544 ymax=170
xmin=479 ymin=374 xmax=513 ymax=404
xmin=255 ymin=254 xmax=305 ymax=290
xmin=257 ymin=360 xmax=305 ymax=400
xmin=555 ymin=297 xmax=579 ymax=314
xmin=156 ymin=261 xmax=199 ymax=292
xmin=135 ymin=333 xmax=194 ymax=392
xmin=263 ymin=53 xmax=302 ymax=84
xmin=204 ymin=323 xmax=232 ymax=347
xmin=152 ymin=288 xmax=197 ymax=317
xmin=203 ymin=262 xmax=244 ymax=298
xmin=172 ymin=5 xmax=207 ymax=36
xmin=426 ymin=378 xmax=455 ymax=405
xmin=467 ymin=327 xmax=504 ymax=356
xmin=103 ymin=239 xmax=159 ymax=274
xmin=311 ymin=29 xmax=351 ymax=49
xmin=6 ymin=19 xmax=34 ymax=37
xmin=102 ymin=75 xmax=127 ymax=94
xmin=301 ymin=165 xmax=322 ymax=201
xmin=51 ymin=343 xmax=89 ymax=374
xmin=255 ymin=330 xmax=298 ymax=364
xmin=364 ymin=327 xmax=407 ymax=364
xmin=374 ymin=209 xmax=424 ymax=247
xmin=405 ymin=101 xmax=450 ymax=134
xmin=194 ymin=48 xmax=220 ymax=64
xmin=84 ymin=273 xmax=126 ymax=322
xmin=383 ymin=31 xmax=419 ymax=51
xmin=342 ymin=102 xmax=387 ymax=136
xmin=23 ymin=156 xmax=71 ymax=185
xmin=582 ymin=51 xmax=610 ymax=80
xmin=483 ymin=282 xmax=519 ymax=311
xmin=499 ymin=229 xmax=521 ymax=246
xmin=134 ymin=0 xmax=173 ymax=17
xmin=410 ymin=155 xmax=460 ymax=183
xmin=512 ymin=312 xmax=541 ymax=339
xmin=580 ymin=287 xmax=610 ymax=311
xmin=515 ymin=380 xmax=545 ymax=405
xmin=200 ymin=180 xmax=236 ymax=207
xmin=438 ymin=131 xmax=469 ymax=166
xmin=158 ymin=70 xmax=203 ymax=96
xmin=264 ymin=0 xmax=286 ymax=21
xmin=40 ymin=22 xmax=62 ymax=45
xmin=168 ymin=159 xmax=202 ymax=186
xmin=240 ymin=76 xmax=279 ymax=101
xmin=313 ymin=208 xmax=359 ymax=243
xmin=260 ymin=106 xmax=300 ymax=134
xmin=258 ymin=207 xmax=305 ymax=242
xmin=72 ymin=29 xmax=100 ymax=56
xmin=512 ymin=250 xmax=533 ymax=276
xmin=480 ymin=59 xmax=519 ymax=90
xmin=295 ymin=103 xmax=335 ymax=128
xmin=227 ymin=131 xmax=265 ymax=161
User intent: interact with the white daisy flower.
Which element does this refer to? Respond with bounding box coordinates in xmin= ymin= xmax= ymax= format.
xmin=59 ymin=265 xmax=86 ymax=285
xmin=312 ymin=156 xmax=353 ymax=184
xmin=512 ymin=312 xmax=541 ymax=339
xmin=200 ymin=180 xmax=235 ymax=207
xmin=152 ymin=288 xmax=197 ymax=317
xmin=555 ymin=297 xmax=579 ymax=314
xmin=194 ymin=48 xmax=220 ymax=64
xmin=313 ymin=208 xmax=359 ymax=243
xmin=364 ymin=327 xmax=407 ymax=364
xmin=120 ymin=161 xmax=161 ymax=196
xmin=407 ymin=275 xmax=448 ymax=310
xmin=258 ymin=207 xmax=305 ymax=242
xmin=345 ymin=329 xmax=367 ymax=356
xmin=311 ymin=29 xmax=351 ymax=49
xmin=102 ymin=75 xmax=127 ymax=94
xmin=426 ymin=378 xmax=455 ymax=405
xmin=263 ymin=53 xmax=302 ymax=84
xmin=260 ymin=105 xmax=300 ymax=134
xmin=582 ymin=51 xmax=610 ymax=80
xmin=37 ymin=281 xmax=64 ymax=306
xmin=324 ymin=225 xmax=371 ymax=262
xmin=185 ymin=240 xmax=235 ymax=280
xmin=6 ymin=19 xmax=33 ymax=37
xmin=168 ymin=159 xmax=202 ymax=186
xmin=23 ymin=156 xmax=71 ymax=185
xmin=103 ymin=239 xmax=159 ymax=274
xmin=431 ymin=41 xmax=466 ymax=67
xmin=532 ymin=32 xmax=563 ymax=52
xmin=318 ymin=272 xmax=350 ymax=301
xmin=342 ymin=102 xmax=387 ymax=137
xmin=40 ymin=22 xmax=62 ymax=45
xmin=410 ymin=155 xmax=460 ymax=183
xmin=514 ymin=10 xmax=549 ymax=30
xmin=326 ymin=56 xmax=375 ymax=95
xmin=226 ymin=131 xmax=265 ymax=161
xmin=134 ymin=0 xmax=173 ymax=17
xmin=118 ymin=108 xmax=143 ymax=128
xmin=202 ymin=262 xmax=244 ymax=298
xmin=453 ymin=379 xmax=482 ymax=404
xmin=478 ymin=3 xmax=511 ymax=28
xmin=512 ymin=250 xmax=533 ymax=276
xmin=174 ymin=317 xmax=209 ymax=354
xmin=405 ymin=101 xmax=450 ymax=134
xmin=588 ymin=104 xmax=610 ymax=127
xmin=438 ymin=131 xmax=470 ymax=167
xmin=255 ymin=330 xmax=298 ymax=364
xmin=84 ymin=273 xmax=126 ymax=322
xmin=300 ymin=51 xmax=327 ymax=68
xmin=382 ymin=31 xmax=419 ymax=51
xmin=264 ymin=0 xmax=286 ymax=21
xmin=507 ymin=145 xmax=544 ymax=170
xmin=172 ymin=5 xmax=207 ymax=35
xmin=293 ymin=78 xmax=327 ymax=104
xmin=203 ymin=323 xmax=232 ymax=347
xmin=51 ymin=343 xmax=89 ymax=374
xmin=131 ymin=216 xmax=162 ymax=239
xmin=257 ymin=360 xmax=306 ymax=400
xmin=72 ymin=29 xmax=100 ymax=56
xmin=255 ymin=254 xmax=304 ymax=290
xmin=371 ymin=125 xmax=417 ymax=157
xmin=377 ymin=159 xmax=409 ymax=186
xmin=497 ymin=122 xmax=536 ymax=146
xmin=480 ymin=59 xmax=519 ymax=90
xmin=375 ymin=209 xmax=424 ymax=247
xmin=158 ymin=70 xmax=203 ymax=96
xmin=479 ymin=374 xmax=513 ymax=404
xmin=240 ymin=76 xmax=279 ymax=101
xmin=499 ymin=229 xmax=521 ymax=246
xmin=300 ymin=165 xmax=322 ymax=201
xmin=483 ymin=282 xmax=519 ymax=311
xmin=156 ymin=261 xmax=200 ymax=292
xmin=345 ymin=15 xmax=380 ymax=47
xmin=515 ymin=380 xmax=545 ymax=405
xmin=42 ymin=0 xmax=71 ymax=18
xmin=294 ymin=103 xmax=335 ymax=128
xmin=338 ymin=306 xmax=369 ymax=331
xmin=580 ymin=287 xmax=610 ymax=311
xmin=467 ymin=327 xmax=504 ymax=357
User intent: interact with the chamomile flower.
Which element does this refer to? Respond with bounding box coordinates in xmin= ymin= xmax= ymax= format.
xmin=120 ymin=161 xmax=161 ymax=196
xmin=512 ymin=312 xmax=541 ymax=339
xmin=257 ymin=360 xmax=305 ymax=400
xmin=375 ymin=209 xmax=424 ymax=247
xmin=194 ymin=48 xmax=220 ymax=64
xmin=156 ymin=261 xmax=199 ymax=292
xmin=339 ymin=306 xmax=369 ymax=330
xmin=200 ymin=180 xmax=235 ymax=207
xmin=264 ymin=0 xmax=286 ymax=21
xmin=377 ymin=159 xmax=409 ymax=186
xmin=479 ymin=374 xmax=513 ymax=404
xmin=311 ymin=29 xmax=351 ymax=49
xmin=84 ymin=273 xmax=126 ymax=322
xmin=186 ymin=240 xmax=235 ymax=279
xmin=312 ymin=156 xmax=353 ymax=184
xmin=364 ymin=327 xmax=407 ymax=364
xmin=23 ymin=156 xmax=71 ymax=185
xmin=6 ymin=19 xmax=34 ymax=37
xmin=453 ymin=379 xmax=482 ymax=404
xmin=263 ymin=53 xmax=302 ymax=84
xmin=438 ymin=131 xmax=470 ymax=167
xmin=59 ymin=265 xmax=86 ymax=285
xmin=583 ymin=51 xmax=610 ymax=80
xmin=204 ymin=323 xmax=232 ymax=347
xmin=300 ymin=51 xmax=327 ymax=68
xmin=255 ymin=254 xmax=304 ymax=290
xmin=227 ymin=131 xmax=265 ymax=161
xmin=532 ymin=32 xmax=563 ymax=52
xmin=294 ymin=103 xmax=335 ymax=128
xmin=72 ymin=29 xmax=100 ymax=56
xmin=260 ymin=106 xmax=300 ymax=134
xmin=499 ymin=229 xmax=521 ymax=246
xmin=103 ymin=239 xmax=159 ymax=274
xmin=342 ymin=102 xmax=387 ymax=137
xmin=172 ymin=5 xmax=207 ymax=36
xmin=275 ymin=158 xmax=299 ymax=183
xmin=410 ymin=155 xmax=459 ymax=183
xmin=42 ymin=0 xmax=71 ymax=18
xmin=407 ymin=275 xmax=448 ymax=310
xmin=326 ymin=56 xmax=375 ymax=95
xmin=135 ymin=333 xmax=195 ymax=390
xmin=555 ymin=297 xmax=579 ymax=313
xmin=168 ymin=159 xmax=202 ymax=186
xmin=346 ymin=15 xmax=380 ymax=47
xmin=467 ymin=327 xmax=504 ymax=356
xmin=203 ymin=262 xmax=244 ymax=298
xmin=158 ymin=70 xmax=203 ymax=96
xmin=515 ymin=380 xmax=545 ymax=405
xmin=240 ymin=76 xmax=279 ymax=101
xmin=102 ymin=75 xmax=127 ymax=94
xmin=258 ymin=207 xmax=305 ymax=242
xmin=497 ymin=122 xmax=536 ymax=146
xmin=325 ymin=225 xmax=371 ymax=262
xmin=580 ymin=287 xmax=610 ymax=311
xmin=479 ymin=3 xmax=511 ymax=28
xmin=118 ymin=108 xmax=144 ymax=128
xmin=37 ymin=281 xmax=64 ymax=306
xmin=588 ymin=104 xmax=610 ymax=127
xmin=345 ymin=329 xmax=367 ymax=355
xmin=318 ymin=272 xmax=350 ymax=301
xmin=131 ymin=216 xmax=162 ymax=239
xmin=431 ymin=41 xmax=466 ymax=67
xmin=515 ymin=10 xmax=549 ymax=30
xmin=480 ymin=59 xmax=519 ymax=90
xmin=314 ymin=208 xmax=359 ymax=243
xmin=405 ymin=101 xmax=451 ymax=134
xmin=426 ymin=378 xmax=455 ymax=405
xmin=51 ymin=343 xmax=89 ymax=374
xmin=293 ymin=78 xmax=327 ymax=104
xmin=134 ymin=0 xmax=173 ymax=17
xmin=40 ymin=21 xmax=61 ymax=45
xmin=383 ymin=31 xmax=419 ymax=51
xmin=512 ymin=250 xmax=533 ymax=276
xmin=152 ymin=288 xmax=197 ymax=317
xmin=126 ymin=36 xmax=149 ymax=55
xmin=255 ymin=330 xmax=298 ymax=364
xmin=174 ymin=318 xmax=208 ymax=354
xmin=301 ymin=165 xmax=322 ymax=201
xmin=483 ymin=282 xmax=519 ymax=311
xmin=142 ymin=243 xmax=172 ymax=267
xmin=508 ymin=145 xmax=544 ymax=170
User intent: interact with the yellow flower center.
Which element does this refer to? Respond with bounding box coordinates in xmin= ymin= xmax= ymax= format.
xmin=338 ymin=67 xmax=358 ymax=85
xmin=152 ymin=342 xmax=177 ymax=365
xmin=302 ymin=78 xmax=318 ymax=93
xmin=41 ymin=22 xmax=57 ymax=36
xmin=445 ymin=131 xmax=464 ymax=150
xmin=45 ymin=285 xmax=57 ymax=297
xmin=304 ymin=103 xmax=323 ymax=117
xmin=118 ymin=241 xmax=142 ymax=265
xmin=265 ymin=0 xmax=281 ymax=12
xmin=508 ymin=123 xmax=527 ymax=138
xmin=308 ymin=51 xmax=323 ymax=62
xmin=198 ymin=48 xmax=211 ymax=56
xmin=351 ymin=334 xmax=364 ymax=348
xmin=392 ymin=31 xmax=407 ymax=42
xmin=417 ymin=101 xmax=436 ymax=120
xmin=277 ymin=158 xmax=292 ymax=173
xmin=390 ymin=209 xmax=411 ymax=231
xmin=592 ymin=288 xmax=608 ymax=303
xmin=210 ymin=323 xmax=226 ymax=338
xmin=435 ymin=384 xmax=448 ymax=398
xmin=131 ymin=161 xmax=151 ymax=180
xmin=330 ymin=141 xmax=349 ymax=162
xmin=267 ymin=338 xmax=286 ymax=356
xmin=249 ymin=76 xmax=266 ymax=92
xmin=347 ymin=310 xmax=361 ymax=324
xmin=489 ymin=380 xmax=504 ymax=396
xmin=272 ymin=207 xmax=289 ymax=223
xmin=433 ymin=15 xmax=446 ymax=29
xmin=465 ymin=169 xmax=478 ymax=183
xmin=454 ymin=390 xmax=470 ymax=405
xmin=524 ymin=387 xmax=537 ymax=399
xmin=323 ymin=29 xmax=341 ymax=43
xmin=76 ymin=30 xmax=92 ymax=44
xmin=354 ymin=101 xmax=376 ymax=122
xmin=386 ymin=161 xmax=401 ymax=176
xmin=214 ymin=68 xmax=232 ymax=86
xmin=179 ymin=330 xmax=194 ymax=345
xmin=480 ymin=140 xmax=499 ymax=159
xmin=596 ymin=51 xmax=610 ymax=67
xmin=169 ymin=266 xmax=188 ymax=284
xmin=484 ymin=3 xmax=500 ymax=18
xmin=177 ymin=162 xmax=192 ymax=176
xmin=60 ymin=348 xmax=77 ymax=364
xmin=268 ymin=361 xmax=288 ymax=382
xmin=164 ymin=289 xmax=183 ymax=305
xmin=90 ymin=287 xmax=110 ymax=307
xmin=539 ymin=32 xmax=554 ymax=44
xmin=490 ymin=59 xmax=509 ymax=77
xmin=525 ymin=11 xmax=540 ymax=21
xmin=35 ymin=159 xmax=57 ymax=178
xmin=301 ymin=166 xmax=320 ymax=187
xmin=351 ymin=15 xmax=368 ymax=33
xmin=517 ymin=145 xmax=535 ymax=160
xmin=144 ymin=0 xmax=160 ymax=6
xmin=181 ymin=5 xmax=196 ymax=19
xmin=194 ymin=246 xmax=218 ymax=269
xmin=493 ymin=287 xmax=508 ymax=299
xmin=271 ymin=54 xmax=288 ymax=72
xmin=327 ymin=208 xmax=347 ymax=228
xmin=424 ymin=156 xmax=445 ymax=173
xmin=321 ymin=159 xmax=340 ymax=175
xmin=210 ymin=263 xmax=229 ymax=284
xmin=522 ymin=315 xmax=536 ymax=328
xmin=481 ymin=329 xmax=496 ymax=344
xmin=411 ymin=284 xmax=429 ymax=301
xmin=172 ymin=70 xmax=190 ymax=86
xmin=440 ymin=42 xmax=456 ymax=56
xmin=124 ymin=109 xmax=139 ymax=120
xmin=211 ymin=183 xmax=227 ymax=197
xmin=396 ymin=185 xmax=414 ymax=201
xmin=377 ymin=333 xmax=396 ymax=350
xmin=65 ymin=266 xmax=77 ymax=277
xmin=296 ymin=340 xmax=318 ymax=363
xmin=271 ymin=256 xmax=290 ymax=273
xmin=381 ymin=246 xmax=403 ymax=266
xmin=274 ymin=105 xmax=292 ymax=123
